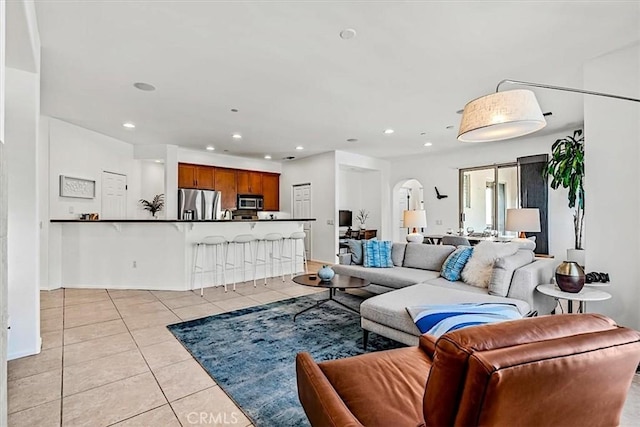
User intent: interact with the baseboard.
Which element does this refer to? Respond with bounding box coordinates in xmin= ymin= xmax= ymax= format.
xmin=8 ymin=347 xmax=41 ymax=361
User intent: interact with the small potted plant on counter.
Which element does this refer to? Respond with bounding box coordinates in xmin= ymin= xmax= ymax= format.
xmin=139 ymin=194 xmax=165 ymax=218
xmin=356 ymin=209 xmax=369 ymax=230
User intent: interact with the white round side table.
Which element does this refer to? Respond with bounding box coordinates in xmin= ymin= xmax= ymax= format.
xmin=536 ymin=284 xmax=611 ymax=314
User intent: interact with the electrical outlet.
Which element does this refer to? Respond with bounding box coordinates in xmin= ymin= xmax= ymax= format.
xmin=132 ymin=261 xmax=137 ymax=268
xmin=436 ymin=219 xmax=443 ymax=225
xmin=68 ymin=206 xmax=74 ymax=214
xmin=327 ymin=219 xmax=334 ymax=225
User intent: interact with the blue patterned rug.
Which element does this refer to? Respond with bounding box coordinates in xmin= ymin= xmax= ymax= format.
xmin=167 ymin=292 xmax=403 ymax=426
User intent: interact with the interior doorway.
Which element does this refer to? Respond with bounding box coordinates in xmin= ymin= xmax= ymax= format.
xmin=392 ymin=179 xmax=424 ymax=242
xmin=292 ymin=183 xmax=311 ymax=260
xmin=101 ymin=171 xmax=127 ymax=219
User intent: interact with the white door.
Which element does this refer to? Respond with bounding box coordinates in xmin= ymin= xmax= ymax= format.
xmin=293 ymin=184 xmax=311 ymax=259
xmin=101 ymin=171 xmax=127 ymax=219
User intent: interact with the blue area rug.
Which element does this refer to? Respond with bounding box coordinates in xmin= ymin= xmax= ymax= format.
xmin=167 ymin=292 xmax=403 ymax=426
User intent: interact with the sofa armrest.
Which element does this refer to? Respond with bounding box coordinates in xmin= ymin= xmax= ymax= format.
xmin=338 ymin=253 xmax=353 ymax=265
xmin=296 ymin=352 xmax=364 ymax=427
xmin=419 ymin=334 xmax=437 ymax=359
xmin=508 ymin=258 xmax=560 ymax=315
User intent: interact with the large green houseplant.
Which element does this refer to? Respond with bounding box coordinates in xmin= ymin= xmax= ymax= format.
xmin=545 ymin=129 xmax=585 ymax=250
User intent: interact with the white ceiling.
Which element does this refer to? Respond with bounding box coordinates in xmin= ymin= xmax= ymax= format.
xmin=34 ymin=1 xmax=640 ymax=161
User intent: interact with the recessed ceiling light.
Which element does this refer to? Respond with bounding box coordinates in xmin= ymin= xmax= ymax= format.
xmin=383 ymin=129 xmax=394 ymax=134
xmin=346 ymin=138 xmax=358 ymax=142
xmin=446 ymin=125 xmax=455 ymax=130
xmin=339 ymin=28 xmax=357 ymax=40
xmin=122 ymin=122 xmax=135 ymax=129
xmin=264 ymin=155 xmax=272 ymax=160
xmin=232 ymin=134 xmax=242 ymax=139
xmin=133 ymin=82 xmax=156 ymax=91
xmin=295 ymin=146 xmax=304 ymax=150
xmin=231 ymin=108 xmax=239 ymax=113
xmin=206 ymin=146 xmax=215 ymax=151
xmin=424 ymin=142 xmax=433 ymax=147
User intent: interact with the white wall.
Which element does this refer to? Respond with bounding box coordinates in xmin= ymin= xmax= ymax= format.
xmin=390 ymin=132 xmax=576 ymax=260
xmin=139 ymin=161 xmax=165 ymax=219
xmin=0 ymin=1 xmax=7 ymax=422
xmin=48 ymin=118 xmax=142 ymax=220
xmin=280 ymin=152 xmax=336 ymax=263
xmin=6 ymin=66 xmax=40 ymax=359
xmin=584 ymin=43 xmax=640 ymax=330
xmin=177 ymin=148 xmax=281 ymax=173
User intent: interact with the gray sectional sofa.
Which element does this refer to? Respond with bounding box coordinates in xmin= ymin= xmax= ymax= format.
xmin=332 ymin=242 xmax=558 ymax=346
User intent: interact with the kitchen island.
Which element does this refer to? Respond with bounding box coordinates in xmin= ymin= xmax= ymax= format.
xmin=49 ymin=219 xmax=315 ymax=291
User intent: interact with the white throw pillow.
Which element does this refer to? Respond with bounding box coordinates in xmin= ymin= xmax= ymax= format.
xmin=461 ymin=241 xmax=519 ymax=288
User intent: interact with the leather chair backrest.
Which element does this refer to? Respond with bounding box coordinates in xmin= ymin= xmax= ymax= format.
xmin=422 ymin=314 xmax=640 ymax=427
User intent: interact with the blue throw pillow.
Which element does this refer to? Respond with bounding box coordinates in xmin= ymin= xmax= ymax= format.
xmin=363 ymin=240 xmax=393 ymax=268
xmin=346 ymin=239 xmax=364 ymax=265
xmin=440 ymin=246 xmax=474 ymax=281
xmin=406 ymin=303 xmax=522 ymax=337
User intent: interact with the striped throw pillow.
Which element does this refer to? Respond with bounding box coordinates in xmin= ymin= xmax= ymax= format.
xmin=363 ymin=240 xmax=393 ymax=268
xmin=440 ymin=246 xmax=474 ymax=281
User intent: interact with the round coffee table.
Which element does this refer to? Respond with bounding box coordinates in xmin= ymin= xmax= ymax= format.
xmin=292 ymin=273 xmax=369 ymax=321
xmin=536 ymin=283 xmax=611 ymax=313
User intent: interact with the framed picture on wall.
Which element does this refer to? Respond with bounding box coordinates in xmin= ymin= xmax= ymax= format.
xmin=59 ymin=175 xmax=96 ymax=199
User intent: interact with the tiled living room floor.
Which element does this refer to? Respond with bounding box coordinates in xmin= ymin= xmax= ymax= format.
xmin=7 ymin=261 xmax=326 ymax=427
xmin=7 ymin=260 xmax=640 ymax=426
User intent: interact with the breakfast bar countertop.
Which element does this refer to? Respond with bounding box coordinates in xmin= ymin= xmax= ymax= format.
xmin=50 ymin=218 xmax=316 ymax=223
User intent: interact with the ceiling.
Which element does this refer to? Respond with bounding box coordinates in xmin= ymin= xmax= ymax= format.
xmin=33 ymin=1 xmax=640 ymax=161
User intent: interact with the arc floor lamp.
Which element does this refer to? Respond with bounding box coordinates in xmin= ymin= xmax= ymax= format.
xmin=457 ymin=79 xmax=640 ymax=143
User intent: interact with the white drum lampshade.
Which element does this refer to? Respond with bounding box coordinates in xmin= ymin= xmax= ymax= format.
xmin=506 ymin=208 xmax=541 ymax=240
xmin=404 ymin=210 xmax=427 ymax=243
xmin=458 ymin=90 xmax=547 ymax=142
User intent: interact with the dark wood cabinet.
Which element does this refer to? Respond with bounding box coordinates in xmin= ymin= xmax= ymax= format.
xmin=178 ymin=163 xmax=215 ymax=189
xmin=214 ymin=167 xmax=237 ymax=209
xmin=196 ymin=166 xmax=215 ymax=190
xmin=237 ymin=171 xmax=262 ymax=195
xmin=262 ymin=173 xmax=280 ymax=211
xmin=178 ymin=164 xmax=197 ymax=188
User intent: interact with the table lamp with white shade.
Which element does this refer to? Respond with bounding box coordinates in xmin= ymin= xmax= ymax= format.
xmin=506 ymin=208 xmax=540 ymax=246
xmin=404 ymin=210 xmax=427 ymax=243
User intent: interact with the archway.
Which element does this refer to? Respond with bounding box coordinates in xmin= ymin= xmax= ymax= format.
xmin=392 ymin=179 xmax=425 ymax=242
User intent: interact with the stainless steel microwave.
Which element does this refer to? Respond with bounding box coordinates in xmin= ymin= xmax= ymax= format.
xmin=237 ymin=194 xmax=264 ymax=210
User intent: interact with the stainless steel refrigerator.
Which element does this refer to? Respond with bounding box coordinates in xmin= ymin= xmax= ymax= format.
xmin=178 ymin=189 xmax=222 ymax=220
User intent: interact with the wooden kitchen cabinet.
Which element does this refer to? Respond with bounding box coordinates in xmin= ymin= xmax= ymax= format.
xmin=237 ymin=171 xmax=262 ymax=195
xmin=196 ymin=166 xmax=215 ymax=190
xmin=214 ymin=167 xmax=237 ymax=209
xmin=178 ymin=164 xmax=197 ymax=188
xmin=262 ymin=173 xmax=280 ymax=211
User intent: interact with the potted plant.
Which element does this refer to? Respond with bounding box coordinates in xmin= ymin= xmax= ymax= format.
xmin=544 ymin=129 xmax=585 ymax=264
xmin=139 ymin=194 xmax=165 ymax=218
xmin=356 ymin=209 xmax=369 ymax=230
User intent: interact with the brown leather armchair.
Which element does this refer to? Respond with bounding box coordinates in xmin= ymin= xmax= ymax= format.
xmin=296 ymin=314 xmax=640 ymax=427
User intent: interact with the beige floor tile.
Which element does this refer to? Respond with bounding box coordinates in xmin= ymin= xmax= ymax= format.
xmin=63 ymin=319 xmax=128 ymax=345
xmin=40 ymin=297 xmax=64 ymax=310
xmin=154 ymin=359 xmax=216 ymax=402
xmin=248 ymin=290 xmax=290 ymax=304
xmin=118 ymin=300 xmax=172 ymax=318
xmin=213 ymin=295 xmax=261 ymax=312
xmin=130 ymin=326 xmax=176 ymax=347
xmin=41 ymin=289 xmax=64 ymax=297
xmin=108 ymin=289 xmax=154 ymax=300
xmin=200 ymin=286 xmax=245 ymax=302
xmin=63 ymin=349 xmax=149 ymax=396
xmin=63 ymin=332 xmax=137 ymax=367
xmin=41 ymin=307 xmax=63 ymax=321
xmin=172 ymin=303 xmax=224 ymax=321
xmin=8 ymin=399 xmax=61 ymax=427
xmin=41 ymin=330 xmax=63 ymax=350
xmin=140 ymin=340 xmax=192 ymax=371
xmin=8 ymin=347 xmax=62 ymax=382
xmin=123 ymin=310 xmax=181 ymax=331
xmin=63 ymin=306 xmax=120 ymax=329
xmin=62 ymin=372 xmax=166 ymax=426
xmin=233 ymin=282 xmax=274 ymax=296
xmin=41 ymin=317 xmax=64 ymax=333
xmin=113 ymin=404 xmax=181 ymax=427
xmin=63 ymin=292 xmax=110 ymax=307
xmin=151 ymin=290 xmax=194 ymax=301
xmin=64 ymin=288 xmax=107 ymax=297
xmin=171 ymin=386 xmax=251 ymax=427
xmin=63 ymin=299 xmax=115 ymax=315
xmin=8 ymin=369 xmax=61 ymax=414
xmin=112 ymin=293 xmax=160 ymax=308
xmin=163 ymin=293 xmax=209 ymax=309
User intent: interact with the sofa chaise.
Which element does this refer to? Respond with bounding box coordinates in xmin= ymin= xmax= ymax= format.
xmin=332 ymin=242 xmax=558 ymax=346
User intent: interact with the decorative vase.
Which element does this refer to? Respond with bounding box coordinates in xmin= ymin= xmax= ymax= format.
xmin=555 ymin=261 xmax=585 ymax=293
xmin=317 ymin=265 xmax=335 ymax=282
xmin=360 ymin=224 xmax=366 ymax=230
